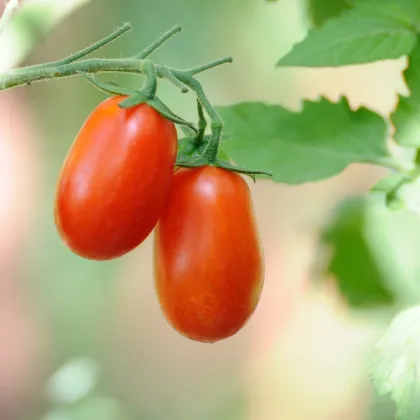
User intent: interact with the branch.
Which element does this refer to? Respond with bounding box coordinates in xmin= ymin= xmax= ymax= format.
xmin=0 ymin=57 xmax=232 ymax=90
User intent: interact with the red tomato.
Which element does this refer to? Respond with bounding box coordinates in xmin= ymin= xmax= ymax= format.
xmin=154 ymin=166 xmax=264 ymax=342
xmin=55 ymin=96 xmax=177 ymax=260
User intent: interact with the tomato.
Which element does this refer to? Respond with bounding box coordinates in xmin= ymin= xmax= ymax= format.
xmin=55 ymin=96 xmax=177 ymax=260
xmin=154 ymin=166 xmax=264 ymax=342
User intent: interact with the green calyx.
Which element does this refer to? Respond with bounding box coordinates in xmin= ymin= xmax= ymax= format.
xmin=176 ymin=135 xmax=272 ymax=181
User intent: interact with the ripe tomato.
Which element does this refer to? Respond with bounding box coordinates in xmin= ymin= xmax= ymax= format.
xmin=154 ymin=166 xmax=264 ymax=342
xmin=55 ymin=96 xmax=177 ymax=260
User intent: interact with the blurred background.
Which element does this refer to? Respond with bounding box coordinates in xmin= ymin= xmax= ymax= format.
xmin=0 ymin=0 xmax=415 ymax=419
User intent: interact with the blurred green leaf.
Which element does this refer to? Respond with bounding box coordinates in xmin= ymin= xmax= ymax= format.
xmin=322 ymin=196 xmax=420 ymax=308
xmin=392 ymin=42 xmax=420 ymax=147
xmin=323 ymin=198 xmax=395 ymax=307
xmin=0 ymin=0 xmax=91 ymax=71
xmin=217 ymin=98 xmax=390 ymax=184
xmin=41 ymin=397 xmax=132 ymax=420
xmin=372 ymin=305 xmax=420 ymax=420
xmin=305 ymin=0 xmax=353 ymax=27
xmin=368 ymin=393 xmax=397 ymax=420
xmin=278 ymin=0 xmax=418 ymax=67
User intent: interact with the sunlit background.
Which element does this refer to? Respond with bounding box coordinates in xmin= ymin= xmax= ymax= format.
xmin=0 ymin=0 xmax=413 ymax=419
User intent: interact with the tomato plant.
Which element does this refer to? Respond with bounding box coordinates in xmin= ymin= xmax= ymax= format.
xmin=154 ymin=166 xmax=264 ymax=342
xmin=3 ymin=1 xmax=420 ymax=416
xmin=55 ymin=96 xmax=177 ymax=260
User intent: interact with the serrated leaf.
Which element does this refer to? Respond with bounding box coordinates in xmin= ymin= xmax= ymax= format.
xmin=278 ymin=0 xmax=418 ymax=67
xmin=322 ymin=198 xmax=395 ymax=307
xmin=217 ymin=98 xmax=390 ymax=184
xmin=372 ymin=305 xmax=420 ymax=420
xmin=391 ymin=42 xmax=420 ymax=147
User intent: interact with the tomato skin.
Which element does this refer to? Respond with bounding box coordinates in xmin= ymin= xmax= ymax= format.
xmin=55 ymin=96 xmax=177 ymax=260
xmin=154 ymin=166 xmax=264 ymax=343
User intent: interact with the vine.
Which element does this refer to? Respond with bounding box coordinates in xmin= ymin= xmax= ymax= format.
xmin=0 ymin=7 xmax=270 ymax=179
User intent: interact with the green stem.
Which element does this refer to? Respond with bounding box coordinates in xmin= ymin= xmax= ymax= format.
xmin=11 ymin=23 xmax=132 ymax=74
xmin=141 ymin=60 xmax=157 ymax=98
xmin=136 ymin=25 xmax=182 ymax=59
xmin=159 ymin=67 xmax=188 ymax=93
xmin=53 ymin=23 xmax=132 ymax=65
xmin=195 ymin=100 xmax=207 ymax=144
xmin=0 ymin=58 xmax=145 ymax=89
xmin=0 ymin=59 xmax=232 ymax=92
xmin=189 ymin=57 xmax=233 ymax=75
xmin=173 ymin=72 xmax=223 ymax=163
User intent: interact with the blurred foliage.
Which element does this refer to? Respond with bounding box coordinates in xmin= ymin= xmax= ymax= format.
xmin=322 ymin=198 xmax=394 ymax=307
xmin=305 ymin=0 xmax=353 ymax=27
xmin=368 ymin=394 xmax=397 ymax=420
xmin=322 ymin=196 xmax=420 ymax=308
xmin=371 ymin=306 xmax=420 ymax=420
xmin=392 ymin=41 xmax=420 ymax=148
xmin=0 ymin=0 xmax=90 ymax=71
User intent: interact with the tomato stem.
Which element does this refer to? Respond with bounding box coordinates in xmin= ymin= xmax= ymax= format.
xmin=195 ymin=100 xmax=207 ymax=145
xmin=189 ymin=57 xmax=233 ymax=75
xmin=12 ymin=23 xmax=132 ymax=75
xmin=135 ymin=25 xmax=182 ymax=59
xmin=141 ymin=60 xmax=158 ymax=99
xmin=173 ymin=71 xmax=223 ymax=163
xmin=160 ymin=67 xmax=189 ymax=93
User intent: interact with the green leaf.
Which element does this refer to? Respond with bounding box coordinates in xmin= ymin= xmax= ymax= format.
xmin=392 ymin=42 xmax=420 ymax=147
xmin=372 ymin=305 xmax=420 ymax=420
xmin=217 ymin=98 xmax=390 ymax=184
xmin=278 ymin=0 xmax=418 ymax=67
xmin=369 ymin=394 xmax=397 ymax=420
xmin=322 ymin=198 xmax=395 ymax=307
xmin=305 ymin=0 xmax=353 ymax=27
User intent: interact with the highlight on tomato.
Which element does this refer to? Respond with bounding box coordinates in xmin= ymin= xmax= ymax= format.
xmin=55 ymin=95 xmax=178 ymax=260
xmin=154 ymin=166 xmax=264 ymax=343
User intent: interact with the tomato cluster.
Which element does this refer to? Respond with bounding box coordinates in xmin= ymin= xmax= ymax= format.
xmin=55 ymin=96 xmax=264 ymax=342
